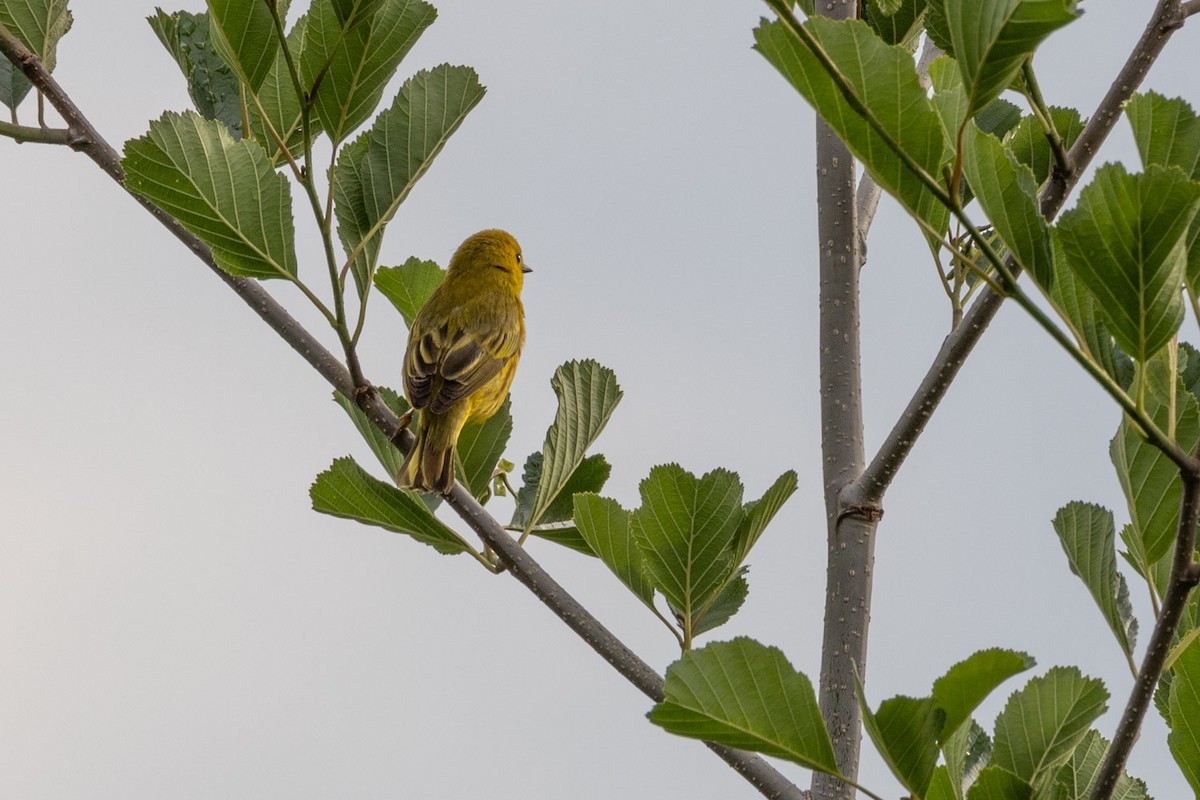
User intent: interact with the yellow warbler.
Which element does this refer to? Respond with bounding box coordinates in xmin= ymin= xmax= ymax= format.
xmin=397 ymin=229 xmax=530 ymax=494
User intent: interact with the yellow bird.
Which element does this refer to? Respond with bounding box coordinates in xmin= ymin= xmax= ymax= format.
xmin=397 ymin=229 xmax=530 ymax=494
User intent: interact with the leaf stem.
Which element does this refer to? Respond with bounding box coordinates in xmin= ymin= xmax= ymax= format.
xmin=1021 ymin=59 xmax=1070 ymax=178
xmin=0 ymin=118 xmax=70 ymax=144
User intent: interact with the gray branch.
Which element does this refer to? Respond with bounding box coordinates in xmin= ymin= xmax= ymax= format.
xmin=0 ymin=21 xmax=807 ymax=800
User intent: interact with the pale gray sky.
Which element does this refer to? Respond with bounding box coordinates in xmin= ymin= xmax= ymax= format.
xmin=0 ymin=1 xmax=1193 ymax=798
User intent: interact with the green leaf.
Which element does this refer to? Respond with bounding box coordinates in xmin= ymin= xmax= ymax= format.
xmin=976 ymin=98 xmax=1022 ymax=141
xmin=1049 ymin=231 xmax=1132 ymax=389
xmin=991 ymin=667 xmax=1108 ymax=785
xmin=1006 ymin=107 xmax=1086 ymax=189
xmin=632 ymin=465 xmax=744 ymax=640
xmin=523 ymin=360 xmax=622 ymax=532
xmin=123 ymin=111 xmax=298 ymax=280
xmin=1112 ymin=376 xmax=1200 ymax=570
xmin=965 ymin=767 xmax=1032 ymax=800
xmin=961 ymin=122 xmax=1054 ymax=288
xmin=0 ymin=0 xmax=72 ymax=72
xmin=310 ymin=456 xmax=469 ymax=555
xmin=148 ymin=9 xmax=243 ymax=135
xmin=1050 ymin=730 xmax=1150 ymax=800
xmin=927 ymin=767 xmax=960 ymax=800
xmin=510 ymin=451 xmax=610 ymax=555
xmin=754 ymin=16 xmax=949 ymax=233
xmin=928 ymin=0 xmax=1078 ymax=118
xmin=858 ymin=687 xmax=943 ymax=796
xmin=1057 ymin=163 xmax=1200 ymax=363
xmin=574 ymin=494 xmax=655 ymax=607
xmin=456 ymin=395 xmax=512 ymax=503
xmin=0 ymin=52 xmax=32 ymax=111
xmin=1052 ymin=502 xmax=1138 ymax=660
xmin=245 ymin=14 xmax=311 ymax=162
xmin=333 ymin=64 xmax=485 ymax=295
xmin=865 ymin=0 xmax=926 ymax=48
xmin=691 ymin=570 xmax=749 ymax=636
xmin=300 ymin=0 xmax=436 ymax=145
xmin=944 ymin=720 xmax=992 ymax=800
xmin=207 ymin=0 xmax=279 ymax=91
xmin=332 ymin=385 xmax=410 ymax=478
xmin=1166 ymin=636 xmax=1200 ymax=794
xmin=933 ymin=648 xmax=1035 ymax=742
xmin=648 ymin=638 xmax=839 ymax=774
xmin=730 ymin=469 xmax=797 ymax=567
xmin=375 ymin=257 xmax=445 ymax=328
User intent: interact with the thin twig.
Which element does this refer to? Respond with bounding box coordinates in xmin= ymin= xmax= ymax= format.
xmin=0 ymin=22 xmax=807 ymax=800
xmin=0 ymin=118 xmax=71 ymax=144
xmin=847 ymin=0 xmax=1188 ymax=508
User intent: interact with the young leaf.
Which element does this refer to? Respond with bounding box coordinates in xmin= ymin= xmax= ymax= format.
xmin=1050 ymin=730 xmax=1150 ymax=800
xmin=310 ymin=456 xmax=469 ymax=555
xmin=927 ymin=0 xmax=1078 ymax=118
xmin=961 ymin=123 xmax=1054 ymax=289
xmin=1051 ymin=502 xmax=1138 ymax=660
xmin=690 ymin=570 xmax=749 ymax=636
xmin=1166 ymin=636 xmax=1200 ymax=794
xmin=332 ymin=385 xmax=411 ymax=478
xmin=944 ymin=720 xmax=991 ymax=800
xmin=648 ymin=638 xmax=840 ymax=775
xmin=123 ymin=111 xmax=298 ymax=280
xmin=991 ymin=667 xmax=1108 ymax=785
xmin=375 ymin=257 xmax=445 ymax=328
xmin=964 ymin=766 xmax=1032 ymax=800
xmin=858 ymin=688 xmax=943 ymax=796
xmin=456 ymin=396 xmax=512 ymax=503
xmin=148 ymin=9 xmax=243 ymax=135
xmin=1006 ymin=107 xmax=1086 ymax=189
xmin=299 ymin=0 xmax=436 ymax=145
xmin=333 ymin=64 xmax=485 ymax=295
xmin=207 ymin=0 xmax=279 ymax=92
xmin=632 ymin=465 xmax=744 ymax=641
xmin=574 ymin=493 xmax=655 ymax=607
xmin=754 ymin=16 xmax=950 ymax=234
xmin=1057 ymin=163 xmax=1200 ymax=364
xmin=730 ymin=469 xmax=798 ymax=567
xmin=932 ymin=648 xmax=1035 ymax=743
xmin=523 ymin=360 xmax=622 ymax=532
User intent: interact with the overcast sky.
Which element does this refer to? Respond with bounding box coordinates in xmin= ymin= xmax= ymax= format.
xmin=1 ymin=1 xmax=1195 ymax=798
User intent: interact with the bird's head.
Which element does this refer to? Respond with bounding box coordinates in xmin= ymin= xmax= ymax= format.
xmin=448 ymin=229 xmax=531 ymax=291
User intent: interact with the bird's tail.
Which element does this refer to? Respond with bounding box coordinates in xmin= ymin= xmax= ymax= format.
xmin=397 ymin=408 xmax=466 ymax=495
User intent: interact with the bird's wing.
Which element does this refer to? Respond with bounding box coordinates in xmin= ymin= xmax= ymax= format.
xmin=404 ymin=300 xmax=522 ymax=414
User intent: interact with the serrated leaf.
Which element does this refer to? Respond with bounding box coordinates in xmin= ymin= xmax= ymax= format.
xmin=730 ymin=470 xmax=797 ymax=567
xmin=1057 ymin=163 xmax=1200 ymax=363
xmin=511 ymin=451 xmax=611 ymax=535
xmin=332 ymin=385 xmax=410 ymax=478
xmin=456 ymin=395 xmax=512 ymax=503
xmin=691 ymin=569 xmax=749 ymax=636
xmin=1051 ymin=729 xmax=1150 ymax=800
xmin=123 ymin=111 xmax=297 ymax=280
xmin=245 ymin=13 xmax=311 ymax=162
xmin=1049 ymin=231 xmax=1132 ymax=388
xmin=944 ymin=720 xmax=992 ymax=800
xmin=523 ymin=360 xmax=622 ymax=532
xmin=927 ymin=0 xmax=1078 ymax=118
xmin=865 ymin=0 xmax=926 ymax=48
xmin=648 ymin=638 xmax=839 ymax=774
xmin=1112 ymin=376 xmax=1200 ymax=571
xmin=633 ymin=465 xmax=743 ymax=643
xmin=333 ymin=64 xmax=485 ymax=295
xmin=933 ymin=648 xmax=1035 ymax=743
xmin=207 ymin=0 xmax=279 ymax=91
xmin=148 ymin=9 xmax=243 ymax=135
xmin=0 ymin=0 xmax=71 ymax=111
xmin=575 ymin=494 xmax=654 ymax=606
xmin=992 ymin=667 xmax=1108 ymax=784
xmin=755 ymin=16 xmax=950 ymax=234
xmin=300 ymin=0 xmax=435 ymax=145
xmin=1006 ymin=106 xmax=1086 ymax=189
xmin=1166 ymin=636 xmax=1200 ymax=794
xmin=1052 ymin=502 xmax=1138 ymax=660
xmin=962 ymin=122 xmax=1054 ymax=288
xmin=310 ymin=456 xmax=468 ymax=554
xmin=858 ymin=687 xmax=943 ymax=796
xmin=965 ymin=766 xmax=1033 ymax=800
xmin=927 ymin=767 xmax=960 ymax=800
xmin=375 ymin=257 xmax=445 ymax=328
xmin=976 ymin=98 xmax=1022 ymax=140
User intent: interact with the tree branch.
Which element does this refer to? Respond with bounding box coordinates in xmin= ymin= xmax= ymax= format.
xmin=0 ymin=117 xmax=72 ymax=144
xmin=0 ymin=22 xmax=807 ymax=800
xmin=846 ymin=0 xmax=1188 ymax=509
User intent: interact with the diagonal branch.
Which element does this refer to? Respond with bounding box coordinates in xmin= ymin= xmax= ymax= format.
xmin=845 ymin=0 xmax=1189 ymax=509
xmin=0 ymin=22 xmax=807 ymax=800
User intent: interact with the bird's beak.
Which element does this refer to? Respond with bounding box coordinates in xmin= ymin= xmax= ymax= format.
xmin=521 ymin=264 xmax=533 ymax=274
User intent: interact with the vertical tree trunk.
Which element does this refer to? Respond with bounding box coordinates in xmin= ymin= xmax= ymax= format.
xmin=810 ymin=3 xmax=875 ymax=799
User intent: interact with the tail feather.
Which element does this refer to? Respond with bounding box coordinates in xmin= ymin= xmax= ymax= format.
xmin=397 ymin=409 xmax=464 ymax=495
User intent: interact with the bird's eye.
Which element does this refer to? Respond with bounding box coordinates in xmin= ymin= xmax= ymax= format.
xmin=516 ymin=253 xmax=523 ymax=264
